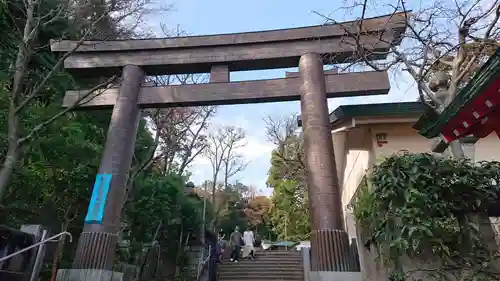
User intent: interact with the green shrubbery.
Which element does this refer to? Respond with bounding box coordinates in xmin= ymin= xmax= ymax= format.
xmin=353 ymin=152 xmax=500 ymax=281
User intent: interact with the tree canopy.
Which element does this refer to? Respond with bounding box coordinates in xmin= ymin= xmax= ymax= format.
xmin=265 ymin=116 xmax=310 ymax=241
xmin=0 ymin=0 xmax=212 ymax=280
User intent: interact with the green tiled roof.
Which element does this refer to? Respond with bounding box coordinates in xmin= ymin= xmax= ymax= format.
xmin=329 ymin=101 xmax=426 ymax=124
xmin=414 ymin=47 xmax=500 ymax=138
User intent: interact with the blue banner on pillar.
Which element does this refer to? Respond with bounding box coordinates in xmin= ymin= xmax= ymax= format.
xmin=85 ymin=173 xmax=112 ymax=224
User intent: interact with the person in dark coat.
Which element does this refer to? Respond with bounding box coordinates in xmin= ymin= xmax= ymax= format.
xmin=229 ymin=226 xmax=243 ymax=262
xmin=254 ymin=233 xmax=262 ymax=248
xmin=216 ymin=230 xmax=225 ymax=263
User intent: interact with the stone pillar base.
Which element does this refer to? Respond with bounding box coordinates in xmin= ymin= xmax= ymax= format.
xmin=56 ymin=269 xmax=123 ymax=281
xmin=309 ymin=271 xmax=362 ymax=281
xmin=311 ymin=229 xmax=354 ymax=271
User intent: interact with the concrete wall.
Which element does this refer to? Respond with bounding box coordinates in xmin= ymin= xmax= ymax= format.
xmin=369 ymin=123 xmax=434 ymax=158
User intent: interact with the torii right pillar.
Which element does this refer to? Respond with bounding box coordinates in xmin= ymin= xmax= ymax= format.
xmin=299 ymin=53 xmax=354 ymax=271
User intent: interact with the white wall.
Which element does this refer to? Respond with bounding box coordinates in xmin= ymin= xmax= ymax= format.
xmin=475 ymin=134 xmax=500 ymax=161
xmin=335 ymin=121 xmax=500 ymax=239
xmin=338 ymin=127 xmax=373 ymax=239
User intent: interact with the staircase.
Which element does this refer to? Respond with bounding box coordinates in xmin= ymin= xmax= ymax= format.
xmin=219 ymin=250 xmax=304 ymax=281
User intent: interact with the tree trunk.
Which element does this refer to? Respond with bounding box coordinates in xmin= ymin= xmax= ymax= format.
xmin=0 ymin=0 xmax=35 ymax=202
xmin=0 ymin=101 xmax=20 ymax=202
xmin=224 ymin=165 xmax=228 ymax=189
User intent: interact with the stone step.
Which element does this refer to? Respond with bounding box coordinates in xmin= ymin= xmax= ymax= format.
xmin=223 ymin=260 xmax=302 ymax=265
xmin=252 ymin=253 xmax=301 ymax=256
xmin=225 ymin=254 xmax=301 ymax=258
xmin=219 ymin=271 xmax=304 ymax=279
xmin=253 ymin=250 xmax=302 ymax=255
xmin=232 ymin=256 xmax=302 ymax=263
xmin=218 ymin=275 xmax=304 ymax=281
xmin=221 ymin=259 xmax=302 ymax=265
xmin=220 ymin=262 xmax=302 ymax=267
xmin=220 ymin=260 xmax=302 ymax=268
xmin=220 ymin=264 xmax=303 ymax=271
xmin=219 ymin=269 xmax=303 ymax=274
xmin=238 ymin=253 xmax=302 ymax=258
xmin=249 ymin=255 xmax=302 ymax=260
xmin=219 ymin=277 xmax=303 ymax=280
xmin=219 ymin=277 xmax=304 ymax=281
xmin=220 ymin=265 xmax=303 ymax=271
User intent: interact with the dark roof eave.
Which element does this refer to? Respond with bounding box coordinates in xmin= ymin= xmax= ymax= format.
xmin=329 ymin=101 xmax=425 ymax=124
xmin=297 ymin=102 xmax=427 ymax=128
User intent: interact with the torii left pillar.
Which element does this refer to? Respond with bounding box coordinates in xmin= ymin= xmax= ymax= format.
xmin=299 ymin=53 xmax=354 ymax=271
xmin=72 ymin=65 xmax=144 ymax=270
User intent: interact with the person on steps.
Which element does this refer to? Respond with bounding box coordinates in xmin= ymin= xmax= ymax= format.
xmin=242 ymin=227 xmax=255 ymax=260
xmin=216 ymin=230 xmax=225 ymax=263
xmin=254 ymin=233 xmax=262 ymax=248
xmin=229 ymin=226 xmax=243 ymax=263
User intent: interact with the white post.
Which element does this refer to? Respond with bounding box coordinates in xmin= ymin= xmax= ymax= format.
xmin=30 ymin=229 xmax=48 ymax=281
xmin=302 ymin=247 xmax=311 ymax=281
xmin=285 ymin=213 xmax=288 ymax=250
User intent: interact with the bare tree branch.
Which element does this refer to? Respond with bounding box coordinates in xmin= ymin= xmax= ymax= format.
xmin=314 ymin=0 xmax=499 ymax=159
xmin=0 ymin=0 xmax=168 ymax=201
xmin=264 ymin=115 xmax=306 ymax=185
xmin=203 ymin=125 xmax=247 ymax=227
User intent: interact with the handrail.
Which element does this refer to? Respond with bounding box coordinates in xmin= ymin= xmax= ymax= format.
xmin=196 ymin=245 xmax=212 ymax=281
xmin=0 ymin=231 xmax=73 ymax=262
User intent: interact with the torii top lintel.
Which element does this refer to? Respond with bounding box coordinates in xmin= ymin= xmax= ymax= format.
xmin=50 ymin=12 xmax=408 ymax=77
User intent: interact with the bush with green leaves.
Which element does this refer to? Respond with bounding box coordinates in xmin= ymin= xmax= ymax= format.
xmin=353 ymin=152 xmax=500 ymax=280
xmin=121 ymin=174 xmax=209 ymax=264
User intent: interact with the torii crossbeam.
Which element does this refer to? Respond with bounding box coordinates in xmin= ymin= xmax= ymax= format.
xmin=51 ymin=12 xmax=408 ymax=276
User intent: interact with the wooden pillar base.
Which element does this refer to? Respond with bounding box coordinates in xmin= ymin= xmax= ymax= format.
xmin=310 ymin=229 xmax=353 ymax=271
xmin=72 ymin=232 xmax=117 ymax=270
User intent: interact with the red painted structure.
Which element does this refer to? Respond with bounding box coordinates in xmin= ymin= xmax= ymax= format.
xmin=440 ymin=78 xmax=500 ymax=143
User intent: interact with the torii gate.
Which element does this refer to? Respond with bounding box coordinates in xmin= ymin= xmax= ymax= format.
xmin=50 ymin=13 xmax=407 ymax=275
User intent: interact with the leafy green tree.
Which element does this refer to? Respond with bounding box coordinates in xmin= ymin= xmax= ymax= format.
xmin=0 ymin=2 xmax=205 ymax=280
xmin=0 ymin=0 xmax=116 ymax=200
xmin=244 ymin=196 xmax=276 ymax=240
xmin=264 ymin=115 xmax=310 ymax=241
xmin=0 ymin=3 xmax=210 ymax=281
xmin=216 ymin=182 xmax=248 ymax=233
xmin=121 ymin=174 xmax=205 ymax=263
xmin=0 ymin=0 xmax=158 ymax=201
xmin=269 ymin=179 xmax=310 ymax=241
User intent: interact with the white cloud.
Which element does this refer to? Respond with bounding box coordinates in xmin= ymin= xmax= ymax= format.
xmin=236 ymin=136 xmax=275 ymax=161
xmin=189 ymin=133 xmax=274 ymax=177
xmin=190 ymin=155 xmax=211 ymax=167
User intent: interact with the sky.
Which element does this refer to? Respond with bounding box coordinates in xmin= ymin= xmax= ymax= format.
xmin=147 ymin=0 xmax=421 ymax=196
